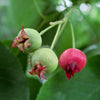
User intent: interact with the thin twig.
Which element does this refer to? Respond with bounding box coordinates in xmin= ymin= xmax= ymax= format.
xmin=33 ymin=0 xmax=45 ymax=19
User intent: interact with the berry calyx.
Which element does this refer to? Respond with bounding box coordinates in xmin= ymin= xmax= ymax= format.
xmin=28 ymin=63 xmax=47 ymax=80
xmin=28 ymin=48 xmax=58 ymax=79
xmin=59 ymin=48 xmax=87 ymax=81
xmin=12 ymin=26 xmax=42 ymax=53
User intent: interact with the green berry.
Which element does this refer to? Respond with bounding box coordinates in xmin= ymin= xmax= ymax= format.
xmin=28 ymin=48 xmax=58 ymax=79
xmin=12 ymin=26 xmax=42 ymax=53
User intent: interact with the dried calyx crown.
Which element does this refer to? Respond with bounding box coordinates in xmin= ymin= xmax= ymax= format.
xmin=28 ymin=63 xmax=47 ymax=80
xmin=66 ymin=63 xmax=78 ymax=80
xmin=12 ymin=26 xmax=32 ymax=52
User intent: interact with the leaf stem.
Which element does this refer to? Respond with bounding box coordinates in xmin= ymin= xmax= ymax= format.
xmin=69 ymin=20 xmax=75 ymax=48
xmin=40 ymin=8 xmax=73 ymax=49
xmin=50 ymin=24 xmax=62 ymax=50
xmin=40 ymin=21 xmax=63 ymax=36
xmin=50 ymin=9 xmax=73 ymax=49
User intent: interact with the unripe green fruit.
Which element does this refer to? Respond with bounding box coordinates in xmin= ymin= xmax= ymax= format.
xmin=12 ymin=26 xmax=42 ymax=53
xmin=29 ymin=48 xmax=58 ymax=79
xmin=18 ymin=28 xmax=42 ymax=53
xmin=32 ymin=48 xmax=58 ymax=74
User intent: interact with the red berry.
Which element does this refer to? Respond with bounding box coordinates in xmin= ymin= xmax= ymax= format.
xmin=59 ymin=48 xmax=87 ymax=81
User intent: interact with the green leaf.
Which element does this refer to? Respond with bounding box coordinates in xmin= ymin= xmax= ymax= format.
xmin=87 ymin=55 xmax=100 ymax=76
xmin=83 ymin=43 xmax=100 ymax=57
xmin=0 ymin=6 xmax=16 ymax=41
xmin=36 ymin=63 xmax=100 ymax=100
xmin=8 ymin=0 xmax=58 ymax=30
xmin=1 ymin=40 xmax=28 ymax=73
xmin=83 ymin=5 xmax=100 ymax=41
xmin=27 ymin=76 xmax=42 ymax=100
xmin=0 ymin=42 xmax=29 ymax=100
xmin=17 ymin=52 xmax=28 ymax=73
xmin=1 ymin=40 xmax=20 ymax=56
xmin=9 ymin=0 xmax=45 ymax=29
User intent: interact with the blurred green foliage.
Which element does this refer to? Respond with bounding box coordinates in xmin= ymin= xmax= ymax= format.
xmin=0 ymin=0 xmax=100 ymax=100
xmin=0 ymin=42 xmax=29 ymax=100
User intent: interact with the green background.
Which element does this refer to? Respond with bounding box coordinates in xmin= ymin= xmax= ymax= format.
xmin=0 ymin=0 xmax=100 ymax=100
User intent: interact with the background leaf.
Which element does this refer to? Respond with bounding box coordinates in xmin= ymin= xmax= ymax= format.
xmin=36 ymin=64 xmax=100 ymax=100
xmin=8 ymin=0 xmax=59 ymax=30
xmin=17 ymin=52 xmax=28 ymax=73
xmin=9 ymin=0 xmax=44 ymax=29
xmin=1 ymin=40 xmax=20 ymax=56
xmin=1 ymin=40 xmax=28 ymax=73
xmin=27 ymin=76 xmax=42 ymax=100
xmin=87 ymin=55 xmax=100 ymax=76
xmin=0 ymin=42 xmax=29 ymax=100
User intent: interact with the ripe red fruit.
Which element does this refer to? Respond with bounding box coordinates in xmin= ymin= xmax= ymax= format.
xmin=59 ymin=48 xmax=87 ymax=81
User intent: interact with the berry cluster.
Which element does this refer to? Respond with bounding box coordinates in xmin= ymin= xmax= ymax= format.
xmin=12 ymin=20 xmax=87 ymax=81
xmin=12 ymin=26 xmax=58 ymax=80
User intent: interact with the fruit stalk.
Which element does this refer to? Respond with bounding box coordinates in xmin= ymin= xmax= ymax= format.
xmin=40 ymin=21 xmax=63 ymax=36
xmin=40 ymin=8 xmax=73 ymax=36
xmin=69 ymin=20 xmax=75 ymax=48
xmin=50 ymin=24 xmax=61 ymax=50
xmin=50 ymin=9 xmax=73 ymax=49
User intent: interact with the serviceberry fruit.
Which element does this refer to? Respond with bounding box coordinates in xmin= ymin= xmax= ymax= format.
xmin=28 ymin=48 xmax=58 ymax=79
xmin=59 ymin=48 xmax=87 ymax=80
xmin=12 ymin=26 xmax=42 ymax=53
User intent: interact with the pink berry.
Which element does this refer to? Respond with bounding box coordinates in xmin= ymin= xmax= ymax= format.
xmin=59 ymin=48 xmax=87 ymax=81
